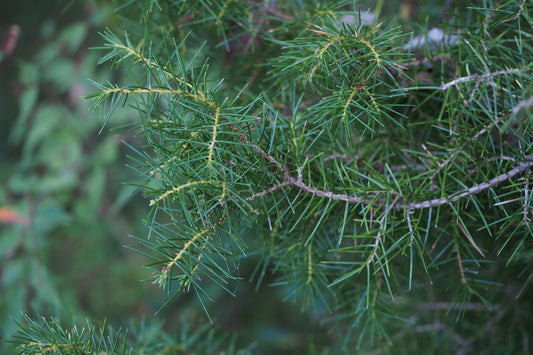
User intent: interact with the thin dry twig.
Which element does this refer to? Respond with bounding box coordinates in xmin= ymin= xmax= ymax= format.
xmin=454 ymin=234 xmax=469 ymax=286
xmin=406 ymin=209 xmax=415 ymax=246
xmin=457 ymin=219 xmax=485 ymax=257
xmin=501 ymin=0 xmax=526 ymax=23
xmin=524 ymin=175 xmax=531 ymax=223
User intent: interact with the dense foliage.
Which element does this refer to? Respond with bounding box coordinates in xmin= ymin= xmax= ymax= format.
xmin=4 ymin=0 xmax=533 ymax=353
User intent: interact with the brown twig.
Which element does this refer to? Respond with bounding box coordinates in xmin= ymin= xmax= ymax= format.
xmin=501 ymin=0 xmax=526 ymax=22
xmin=406 ymin=209 xmax=415 ymax=246
xmin=454 ymin=233 xmax=469 ymax=287
xmin=524 ymin=174 xmax=531 ymax=223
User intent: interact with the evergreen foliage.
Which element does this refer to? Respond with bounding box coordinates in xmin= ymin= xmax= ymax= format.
xmin=9 ymin=313 xmax=249 ymax=354
xmin=8 ymin=0 xmax=533 ymax=353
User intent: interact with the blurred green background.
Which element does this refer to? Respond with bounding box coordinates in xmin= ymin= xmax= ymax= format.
xmin=0 ymin=0 xmax=162 ymax=343
xmin=0 ymin=2 xmax=327 ymax=353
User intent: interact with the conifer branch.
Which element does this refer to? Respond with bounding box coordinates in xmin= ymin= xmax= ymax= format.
xmin=429 ymin=115 xmax=506 ymax=188
xmin=149 ymin=180 xmax=226 ymax=206
xmin=440 ymin=67 xmax=532 ymax=91
xmin=102 ymin=87 xmax=216 ymax=108
xmin=306 ymin=244 xmax=313 ymax=285
xmin=208 ymin=107 xmax=221 ymax=166
xmin=405 ymin=158 xmax=533 ymax=211
xmin=454 ymin=233 xmax=470 ymax=289
xmin=76 ymin=1 xmax=533 ymax=352
xmin=158 ymin=227 xmax=212 ymax=286
xmin=103 ymin=35 xmax=203 ymax=97
xmin=245 ymin=127 xmax=533 ymax=213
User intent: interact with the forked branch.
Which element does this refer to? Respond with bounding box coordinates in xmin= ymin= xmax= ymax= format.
xmin=246 ymin=131 xmax=533 ymax=213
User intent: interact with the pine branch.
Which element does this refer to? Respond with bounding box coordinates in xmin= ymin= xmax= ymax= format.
xmin=82 ymin=0 xmax=533 ymax=351
xmin=241 ymin=126 xmax=533 ymax=212
xmin=440 ymin=67 xmax=532 ymax=91
xmin=8 ymin=314 xmax=248 ymax=355
xmin=406 ymin=158 xmax=533 ymax=210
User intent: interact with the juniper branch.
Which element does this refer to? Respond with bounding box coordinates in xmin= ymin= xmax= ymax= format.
xmin=405 ymin=158 xmax=533 ymax=211
xmin=77 ymin=1 xmax=533 ymax=352
xmin=247 ymin=127 xmax=533 ymax=213
xmin=440 ymin=67 xmax=532 ymax=91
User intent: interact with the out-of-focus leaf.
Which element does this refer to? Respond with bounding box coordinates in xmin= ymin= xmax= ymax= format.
xmin=18 ymin=86 xmax=39 ymax=124
xmin=0 ymin=228 xmax=22 ymax=255
xmin=58 ymin=22 xmax=88 ymax=53
xmin=34 ymin=202 xmax=71 ymax=234
xmin=1 ymin=259 xmax=26 ymax=287
xmin=74 ymin=166 xmax=106 ymax=222
xmin=36 ymin=130 xmax=82 ymax=169
xmin=30 ymin=260 xmax=62 ymax=314
xmin=24 ymin=105 xmax=63 ymax=155
xmin=36 ymin=42 xmax=62 ymax=65
xmin=17 ymin=61 xmax=39 ymax=86
xmin=36 ymin=170 xmax=79 ymax=193
xmin=44 ymin=58 xmax=76 ymax=93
